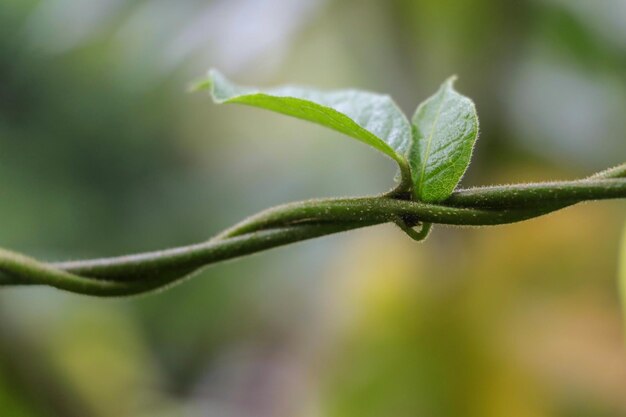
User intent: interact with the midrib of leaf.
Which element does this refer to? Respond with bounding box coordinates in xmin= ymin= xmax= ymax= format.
xmin=417 ymin=95 xmax=446 ymax=197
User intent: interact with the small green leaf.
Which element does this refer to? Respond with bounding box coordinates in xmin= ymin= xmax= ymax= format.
xmin=197 ymin=69 xmax=412 ymax=166
xmin=410 ymin=77 xmax=479 ymax=203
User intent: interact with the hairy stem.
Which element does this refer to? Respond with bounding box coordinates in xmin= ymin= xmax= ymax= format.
xmin=445 ymin=179 xmax=626 ymax=209
xmin=0 ymin=172 xmax=624 ymax=296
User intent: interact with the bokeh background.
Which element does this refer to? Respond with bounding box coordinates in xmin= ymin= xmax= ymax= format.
xmin=1 ymin=0 xmax=626 ymax=416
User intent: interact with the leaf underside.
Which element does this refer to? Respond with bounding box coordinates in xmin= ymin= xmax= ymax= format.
xmin=410 ymin=77 xmax=479 ymax=203
xmin=200 ymin=69 xmax=412 ymax=165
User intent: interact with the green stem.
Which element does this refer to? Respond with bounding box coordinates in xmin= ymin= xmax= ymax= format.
xmin=48 ymin=200 xmax=550 ymax=281
xmin=445 ymin=179 xmax=626 ymax=209
xmin=0 ymin=224 xmax=360 ymax=296
xmin=386 ymin=158 xmax=414 ymax=197
xmin=0 ymin=198 xmax=556 ymax=295
xmin=0 ymin=174 xmax=624 ymax=296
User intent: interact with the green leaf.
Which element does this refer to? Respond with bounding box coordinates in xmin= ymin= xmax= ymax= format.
xmin=410 ymin=77 xmax=479 ymax=203
xmin=197 ymin=69 xmax=412 ymax=167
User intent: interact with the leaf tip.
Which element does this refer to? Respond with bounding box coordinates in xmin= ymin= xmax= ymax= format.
xmin=187 ymin=68 xmax=224 ymax=94
xmin=444 ymin=75 xmax=459 ymax=88
xmin=188 ymin=77 xmax=211 ymax=93
xmin=207 ymin=67 xmax=223 ymax=81
xmin=202 ymin=68 xmax=252 ymax=103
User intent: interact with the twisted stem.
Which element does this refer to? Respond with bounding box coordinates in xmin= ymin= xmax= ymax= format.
xmin=1 ymin=163 xmax=624 ymax=296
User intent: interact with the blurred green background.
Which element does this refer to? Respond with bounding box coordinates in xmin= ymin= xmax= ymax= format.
xmin=1 ymin=0 xmax=626 ymax=416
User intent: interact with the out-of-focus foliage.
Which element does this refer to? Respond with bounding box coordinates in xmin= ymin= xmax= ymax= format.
xmin=0 ymin=0 xmax=625 ymax=416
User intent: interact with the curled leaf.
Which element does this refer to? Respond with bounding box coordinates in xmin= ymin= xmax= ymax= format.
xmin=197 ymin=69 xmax=413 ymax=168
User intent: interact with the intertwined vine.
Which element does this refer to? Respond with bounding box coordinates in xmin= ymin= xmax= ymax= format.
xmin=0 ymin=163 xmax=624 ymax=296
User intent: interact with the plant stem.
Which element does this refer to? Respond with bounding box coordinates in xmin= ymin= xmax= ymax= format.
xmin=445 ymin=179 xmax=626 ymax=208
xmin=0 ymin=175 xmax=624 ymax=296
xmin=0 ymin=224 xmax=360 ymax=296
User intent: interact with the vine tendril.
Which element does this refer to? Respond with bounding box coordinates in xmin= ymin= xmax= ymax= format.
xmin=0 ymin=164 xmax=624 ymax=296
